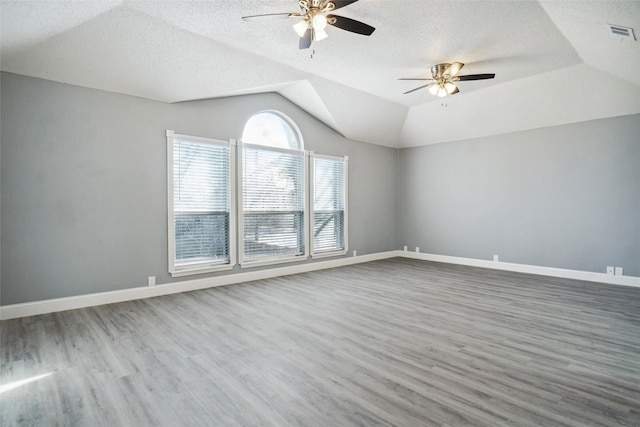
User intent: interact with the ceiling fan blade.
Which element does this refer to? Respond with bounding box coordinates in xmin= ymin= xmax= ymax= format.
xmin=445 ymin=62 xmax=464 ymax=76
xmin=398 ymin=78 xmax=434 ymax=81
xmin=331 ymin=0 xmax=360 ymax=10
xmin=241 ymin=13 xmax=295 ymax=22
xmin=327 ymin=15 xmax=375 ymax=35
xmin=456 ymin=74 xmax=496 ymax=81
xmin=299 ymin=27 xmax=313 ymax=49
xmin=403 ymin=83 xmax=434 ymax=95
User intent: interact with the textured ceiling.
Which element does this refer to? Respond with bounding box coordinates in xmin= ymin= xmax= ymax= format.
xmin=1 ymin=0 xmax=639 ymax=147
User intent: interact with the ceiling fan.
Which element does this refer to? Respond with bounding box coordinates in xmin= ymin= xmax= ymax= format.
xmin=242 ymin=0 xmax=375 ymax=49
xmin=400 ymin=62 xmax=496 ymax=97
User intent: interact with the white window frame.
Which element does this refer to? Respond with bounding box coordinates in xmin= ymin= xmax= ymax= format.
xmin=309 ymin=153 xmax=349 ymax=258
xmin=167 ymin=130 xmax=236 ymax=277
xmin=241 ymin=110 xmax=305 ymax=151
xmin=237 ymin=141 xmax=310 ymax=268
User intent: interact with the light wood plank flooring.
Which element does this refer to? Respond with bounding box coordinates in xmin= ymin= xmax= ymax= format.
xmin=2 ymin=258 xmax=640 ymax=426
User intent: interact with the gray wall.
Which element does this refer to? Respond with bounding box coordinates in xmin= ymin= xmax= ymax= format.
xmin=3 ymin=71 xmax=638 ymax=306
xmin=1 ymin=72 xmax=398 ymax=304
xmin=398 ymin=114 xmax=640 ymax=276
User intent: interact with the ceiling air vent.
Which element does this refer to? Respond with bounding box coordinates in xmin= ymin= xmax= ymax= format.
xmin=606 ymin=24 xmax=636 ymax=41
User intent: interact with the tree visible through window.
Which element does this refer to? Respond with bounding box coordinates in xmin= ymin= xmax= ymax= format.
xmin=167 ymin=132 xmax=233 ymax=276
xmin=241 ymin=112 xmax=307 ymax=264
xmin=312 ymin=155 xmax=347 ymax=255
xmin=167 ymin=112 xmax=348 ymax=276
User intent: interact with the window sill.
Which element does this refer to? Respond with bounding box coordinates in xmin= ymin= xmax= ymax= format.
xmin=311 ymin=249 xmax=348 ymax=259
xmin=170 ymin=263 xmax=235 ymax=278
xmin=240 ymin=255 xmax=308 ymax=269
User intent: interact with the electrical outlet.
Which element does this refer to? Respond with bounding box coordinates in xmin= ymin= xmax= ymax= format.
xmin=415 ymin=247 xmax=420 ymax=253
xmin=148 ymin=276 xmax=156 ymax=286
xmin=493 ymin=255 xmax=499 ymax=262
xmin=606 ymin=266 xmax=615 ymax=275
xmin=352 ymin=250 xmax=357 ymax=257
xmin=403 ymin=246 xmax=408 ymax=251
xmin=615 ymin=267 xmax=623 ymax=276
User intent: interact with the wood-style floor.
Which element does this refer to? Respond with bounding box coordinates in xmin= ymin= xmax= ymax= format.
xmin=2 ymin=258 xmax=640 ymax=426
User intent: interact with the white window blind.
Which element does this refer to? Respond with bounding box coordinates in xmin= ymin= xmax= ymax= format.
xmin=240 ymin=143 xmax=307 ymax=264
xmin=312 ymin=155 xmax=348 ymax=256
xmin=167 ymin=132 xmax=233 ymax=275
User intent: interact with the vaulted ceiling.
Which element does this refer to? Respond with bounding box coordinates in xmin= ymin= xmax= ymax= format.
xmin=2 ymin=0 xmax=639 ymax=148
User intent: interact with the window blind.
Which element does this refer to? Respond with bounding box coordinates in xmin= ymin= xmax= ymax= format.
xmin=312 ymin=155 xmax=347 ymax=255
xmin=171 ymin=136 xmax=231 ymax=271
xmin=241 ymin=144 xmax=306 ymax=262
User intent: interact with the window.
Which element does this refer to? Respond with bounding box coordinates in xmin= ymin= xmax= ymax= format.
xmin=239 ymin=112 xmax=308 ymax=265
xmin=166 ymin=111 xmax=348 ymax=276
xmin=242 ymin=112 xmax=301 ymax=150
xmin=311 ymin=154 xmax=348 ymax=256
xmin=167 ymin=131 xmax=234 ymax=276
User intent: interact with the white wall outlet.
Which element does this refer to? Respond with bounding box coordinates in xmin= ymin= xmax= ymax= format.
xmin=352 ymin=250 xmax=357 ymax=257
xmin=615 ymin=267 xmax=623 ymax=276
xmin=403 ymin=246 xmax=408 ymax=252
xmin=415 ymin=247 xmax=420 ymax=253
xmin=493 ymin=255 xmax=499 ymax=262
xmin=148 ymin=276 xmax=156 ymax=286
xmin=606 ymin=266 xmax=615 ymax=275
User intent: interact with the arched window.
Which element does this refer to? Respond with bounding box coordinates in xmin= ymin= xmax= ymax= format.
xmin=167 ymin=111 xmax=347 ymax=276
xmin=242 ymin=111 xmax=303 ymax=151
xmin=240 ymin=111 xmax=307 ymax=264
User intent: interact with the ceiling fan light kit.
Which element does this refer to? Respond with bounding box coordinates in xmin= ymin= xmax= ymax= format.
xmin=242 ymin=0 xmax=375 ymax=49
xmin=400 ymin=62 xmax=496 ymax=97
xmin=293 ymin=19 xmax=309 ymax=37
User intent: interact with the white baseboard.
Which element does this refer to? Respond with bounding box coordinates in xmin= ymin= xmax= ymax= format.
xmin=2 ymin=250 xmax=638 ymax=320
xmin=398 ymin=251 xmax=640 ymax=288
xmin=0 ymin=251 xmax=398 ymax=320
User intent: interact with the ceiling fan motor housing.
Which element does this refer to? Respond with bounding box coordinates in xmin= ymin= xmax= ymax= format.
xmin=431 ymin=63 xmax=452 ymax=78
